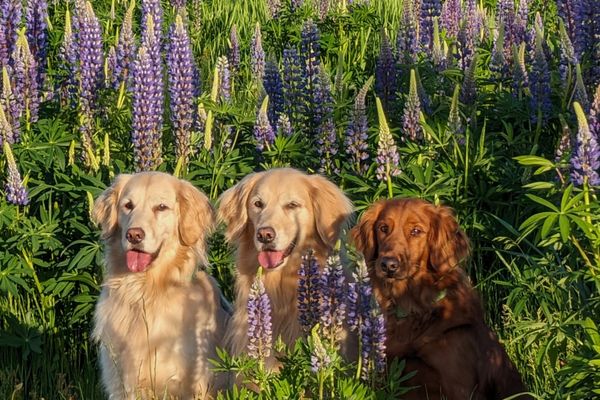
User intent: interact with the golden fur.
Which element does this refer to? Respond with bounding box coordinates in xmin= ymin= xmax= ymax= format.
xmin=217 ymin=168 xmax=353 ymax=367
xmin=351 ymin=198 xmax=528 ymax=400
xmin=92 ymin=172 xmax=230 ymax=399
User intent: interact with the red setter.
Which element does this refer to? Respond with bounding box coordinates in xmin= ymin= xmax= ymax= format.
xmin=351 ymin=198 xmax=530 ymax=400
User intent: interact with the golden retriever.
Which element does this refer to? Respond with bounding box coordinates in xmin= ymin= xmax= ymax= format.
xmin=92 ymin=172 xmax=230 ymax=399
xmin=351 ymin=198 xmax=529 ymax=400
xmin=217 ymin=168 xmax=353 ymax=366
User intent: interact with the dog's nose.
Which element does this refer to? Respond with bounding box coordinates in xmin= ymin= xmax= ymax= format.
xmin=380 ymin=257 xmax=399 ymax=273
xmin=126 ymin=227 xmax=145 ymax=244
xmin=256 ymin=227 xmax=276 ymax=244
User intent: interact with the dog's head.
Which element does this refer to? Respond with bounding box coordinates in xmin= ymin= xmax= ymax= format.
xmin=93 ymin=172 xmax=214 ymax=275
xmin=217 ymin=168 xmax=353 ymax=271
xmin=350 ymin=198 xmax=469 ymax=283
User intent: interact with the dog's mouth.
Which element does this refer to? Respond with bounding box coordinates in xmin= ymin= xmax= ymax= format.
xmin=126 ymin=249 xmax=156 ymax=273
xmin=257 ymin=239 xmax=297 ymax=270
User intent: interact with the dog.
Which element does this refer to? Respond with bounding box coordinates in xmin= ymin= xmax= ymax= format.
xmin=351 ymin=198 xmax=529 ymax=400
xmin=92 ymin=172 xmax=230 ymax=399
xmin=217 ymin=168 xmax=353 ymax=367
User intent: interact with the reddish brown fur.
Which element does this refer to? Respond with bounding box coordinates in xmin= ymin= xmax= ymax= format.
xmin=351 ymin=198 xmax=530 ymax=400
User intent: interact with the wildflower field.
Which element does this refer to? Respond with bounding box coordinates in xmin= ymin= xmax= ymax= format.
xmin=1 ymin=0 xmax=599 ymax=398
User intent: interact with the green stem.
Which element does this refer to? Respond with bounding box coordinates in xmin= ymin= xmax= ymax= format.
xmin=386 ymin=162 xmax=393 ymax=198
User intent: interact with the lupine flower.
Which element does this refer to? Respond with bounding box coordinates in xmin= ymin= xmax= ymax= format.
xmin=251 ymin=22 xmax=265 ymax=82
xmin=2 ymin=66 xmax=20 ymax=142
xmin=317 ymin=117 xmax=338 ymax=175
xmin=513 ymin=0 xmax=529 ymax=46
xmin=142 ymin=0 xmax=163 ymax=42
xmin=318 ymin=0 xmax=329 ymax=20
xmin=3 ymin=141 xmax=29 ymax=205
xmin=0 ymin=0 xmax=22 ymax=67
xmin=106 ymin=46 xmax=117 ymax=88
xmin=573 ymin=64 xmax=589 ymax=112
xmin=267 ymin=0 xmax=281 ymax=19
xmin=25 ymin=0 xmax=48 ymax=88
xmin=529 ymin=27 xmax=551 ymax=126
xmin=461 ymin=54 xmax=477 ymax=105
xmin=247 ymin=273 xmax=273 ymax=360
xmin=558 ymin=19 xmax=577 ymax=89
xmin=170 ymin=0 xmax=185 ymax=9
xmin=456 ymin=20 xmax=475 ymax=70
xmin=113 ymin=0 xmax=136 ymax=89
xmin=431 ymin=18 xmax=447 ymax=71
xmin=291 ymin=0 xmax=304 ymax=11
xmin=253 ymin=95 xmax=275 ymax=152
xmin=345 ymin=76 xmax=372 ymax=174
xmin=512 ymin=43 xmax=529 ymax=98
xmin=12 ymin=30 xmax=40 ymax=125
xmin=263 ymin=57 xmax=284 ymax=126
xmin=555 ymin=116 xmax=572 ymax=163
xmin=490 ymin=24 xmax=507 ymax=76
xmin=361 ymin=310 xmax=386 ymax=379
xmin=440 ymin=0 xmax=460 ymax=38
xmin=464 ymin=0 xmax=482 ymax=44
xmin=446 ymin=84 xmax=463 ymax=139
xmin=558 ymin=0 xmax=591 ymax=62
xmin=419 ymin=0 xmax=442 ymax=52
xmin=571 ymin=101 xmax=600 ymax=186
xmin=229 ymin=25 xmax=240 ymax=72
xmin=298 ymin=250 xmax=322 ymax=333
xmin=402 ymin=69 xmax=422 ymax=141
xmin=591 ymin=9 xmax=600 ymax=86
xmin=59 ymin=8 xmax=78 ymax=106
xmin=78 ymin=1 xmax=103 ymax=114
xmin=167 ymin=14 xmax=197 ymax=164
xmin=276 ymin=114 xmax=292 ymax=137
xmin=375 ymin=30 xmax=396 ymax=113
xmin=375 ymin=97 xmax=401 ymax=185
xmin=282 ymin=47 xmax=307 ymax=131
xmin=313 ymin=64 xmax=334 ymax=144
xmin=301 ymin=20 xmax=322 ymax=132
xmin=311 ymin=330 xmax=331 ymax=372
xmin=318 ymin=252 xmax=346 ymax=341
xmin=397 ymin=0 xmax=419 ymax=64
xmin=590 ymin=85 xmax=600 ymax=144
xmin=0 ymin=102 xmax=13 ymax=145
xmin=131 ymin=44 xmax=163 ymax=171
xmin=217 ymin=55 xmax=231 ymax=103
xmin=496 ymin=0 xmax=515 ymax=62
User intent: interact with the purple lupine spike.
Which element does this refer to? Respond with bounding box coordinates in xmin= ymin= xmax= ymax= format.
xmin=253 ymin=95 xmax=275 ymax=152
xmin=456 ymin=19 xmax=475 ymax=70
xmin=558 ymin=19 xmax=578 ymax=89
xmin=317 ymin=117 xmax=339 ymax=175
xmin=131 ymin=44 xmax=163 ymax=171
xmin=301 ymin=19 xmax=322 ymax=133
xmin=513 ymin=0 xmax=529 ymax=46
xmin=460 ymin=54 xmax=477 ymax=105
xmin=529 ymin=27 xmax=551 ymax=126
xmin=497 ymin=0 xmax=515 ymax=61
xmin=142 ymin=0 xmax=163 ymax=41
xmin=59 ymin=8 xmax=78 ymax=107
xmin=558 ymin=0 xmax=592 ymax=62
xmin=440 ymin=0 xmax=460 ymax=38
xmin=106 ymin=45 xmax=117 ymax=88
xmin=170 ymin=0 xmax=186 ymax=8
xmin=318 ymin=0 xmax=329 ymax=20
xmin=313 ymin=64 xmax=333 ymax=143
xmin=2 ymin=66 xmax=20 ymax=142
xmin=263 ymin=57 xmax=284 ymax=128
xmin=571 ymin=101 xmax=600 ymax=186
xmin=490 ymin=23 xmax=507 ymax=76
xmin=375 ymin=97 xmax=401 ymax=182
xmin=591 ymin=8 xmax=600 ymax=86
xmin=419 ymin=0 xmax=442 ymax=52
xmin=397 ymin=0 xmax=418 ymax=64
xmin=512 ymin=43 xmax=529 ymax=98
xmin=267 ymin=0 xmax=281 ymax=19
xmin=431 ymin=18 xmax=446 ymax=71
xmin=555 ymin=117 xmax=572 ymax=163
xmin=298 ymin=250 xmax=322 ymax=333
xmin=276 ymin=114 xmax=292 ymax=137
xmin=247 ymin=274 xmax=273 ymax=360
xmin=573 ymin=64 xmax=589 ymax=112
xmin=2 ymin=141 xmax=29 ymax=205
xmin=25 ymin=0 xmax=48 ymax=88
xmin=345 ymin=77 xmax=372 ymax=175
xmin=114 ymin=0 xmax=136 ymax=89
xmin=217 ymin=55 xmax=231 ymax=103
xmin=0 ymin=0 xmax=22 ymax=67
xmin=311 ymin=335 xmax=332 ymax=373
xmin=168 ymin=14 xmax=197 ymax=164
xmin=251 ymin=22 xmax=265 ymax=82
xmin=291 ymin=0 xmax=304 ymax=12
xmin=375 ymin=30 xmax=396 ymax=114
xmin=591 ymin=85 xmax=600 ymax=141
xmin=12 ymin=30 xmax=40 ymax=125
xmin=446 ymin=84 xmax=463 ymax=138
xmin=464 ymin=0 xmax=482 ymax=44
xmin=318 ymin=252 xmax=346 ymax=341
xmin=402 ymin=69 xmax=422 ymax=141
xmin=282 ymin=47 xmax=307 ymax=131
xmin=78 ymin=1 xmax=103 ymax=115
xmin=229 ymin=25 xmax=240 ymax=72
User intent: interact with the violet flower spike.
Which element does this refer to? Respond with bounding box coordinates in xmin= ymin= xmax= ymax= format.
xmin=78 ymin=1 xmax=104 ymax=115
xmin=375 ymin=97 xmax=401 ymax=188
xmin=263 ymin=57 xmax=284 ymax=129
xmin=402 ymin=69 xmax=422 ymax=141
xmin=229 ymin=25 xmax=240 ymax=72
xmin=12 ymin=30 xmax=40 ymax=125
xmin=0 ymin=0 xmax=22 ymax=67
xmin=298 ymin=250 xmax=322 ymax=333
xmin=247 ymin=274 xmax=273 ymax=360
xmin=3 ymin=140 xmax=29 ymax=206
xmin=25 ymin=0 xmax=49 ymax=88
xmin=2 ymin=66 xmax=20 ymax=142
xmin=570 ymin=101 xmax=600 ymax=186
xmin=251 ymin=22 xmax=265 ymax=83
xmin=114 ymin=0 xmax=136 ymax=89
xmin=375 ymin=30 xmax=396 ymax=114
xmin=345 ymin=77 xmax=372 ymax=175
xmin=253 ymin=95 xmax=275 ymax=152
xmin=217 ymin=55 xmax=231 ymax=103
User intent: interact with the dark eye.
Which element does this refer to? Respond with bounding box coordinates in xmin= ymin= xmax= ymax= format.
xmin=286 ymin=201 xmax=300 ymax=209
xmin=410 ymin=227 xmax=423 ymax=236
xmin=379 ymin=224 xmax=389 ymax=234
xmin=124 ymin=201 xmax=134 ymax=211
xmin=156 ymin=203 xmax=169 ymax=211
xmin=254 ymin=200 xmax=264 ymax=209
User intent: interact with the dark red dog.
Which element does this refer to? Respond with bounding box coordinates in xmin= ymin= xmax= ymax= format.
xmin=351 ymin=198 xmax=530 ymax=400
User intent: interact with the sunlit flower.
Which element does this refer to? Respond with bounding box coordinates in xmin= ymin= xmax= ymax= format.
xmin=251 ymin=22 xmax=265 ymax=82
xmin=402 ymin=69 xmax=422 ymax=141
xmin=570 ymin=101 xmax=600 ymax=186
xmin=3 ymin=140 xmax=29 ymax=205
xmin=345 ymin=77 xmax=372 ymax=174
xmin=375 ymin=97 xmax=401 ymax=182
xmin=253 ymin=95 xmax=275 ymax=152
xmin=247 ymin=274 xmax=273 ymax=360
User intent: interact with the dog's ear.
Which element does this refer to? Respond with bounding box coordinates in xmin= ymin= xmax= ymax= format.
xmin=350 ymin=201 xmax=384 ymax=264
xmin=177 ymin=180 xmax=215 ymax=247
xmin=427 ymin=204 xmax=469 ymax=273
xmin=217 ymin=172 xmax=263 ymax=242
xmin=307 ymin=174 xmax=354 ymax=249
xmin=93 ymin=174 xmax=133 ymax=239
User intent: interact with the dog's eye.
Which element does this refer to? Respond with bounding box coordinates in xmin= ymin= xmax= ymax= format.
xmin=254 ymin=200 xmax=264 ymax=209
xmin=379 ymin=224 xmax=389 ymax=234
xmin=124 ymin=201 xmax=134 ymax=211
xmin=410 ymin=227 xmax=423 ymax=236
xmin=156 ymin=203 xmax=169 ymax=212
xmin=286 ymin=201 xmax=300 ymax=209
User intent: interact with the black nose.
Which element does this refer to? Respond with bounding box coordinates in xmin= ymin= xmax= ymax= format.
xmin=380 ymin=257 xmax=399 ymax=273
xmin=126 ymin=227 xmax=145 ymax=244
xmin=256 ymin=227 xmax=276 ymax=244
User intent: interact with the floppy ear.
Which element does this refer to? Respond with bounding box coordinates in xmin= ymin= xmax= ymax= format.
xmin=93 ymin=174 xmax=132 ymax=239
xmin=308 ymin=174 xmax=354 ymax=249
xmin=217 ymin=172 xmax=263 ymax=242
xmin=177 ymin=180 xmax=215 ymax=247
xmin=350 ymin=201 xmax=384 ymax=264
xmin=427 ymin=204 xmax=469 ymax=273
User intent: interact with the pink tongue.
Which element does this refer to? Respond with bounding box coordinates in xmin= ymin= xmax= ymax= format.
xmin=258 ymin=251 xmax=285 ymax=269
xmin=126 ymin=250 xmax=153 ymax=272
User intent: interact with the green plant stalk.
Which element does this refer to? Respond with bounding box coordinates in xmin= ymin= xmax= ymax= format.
xmin=386 ymin=164 xmax=393 ymax=199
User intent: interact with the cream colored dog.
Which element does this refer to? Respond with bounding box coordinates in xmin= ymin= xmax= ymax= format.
xmin=217 ymin=168 xmax=353 ymax=366
xmin=92 ymin=172 xmax=230 ymax=399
